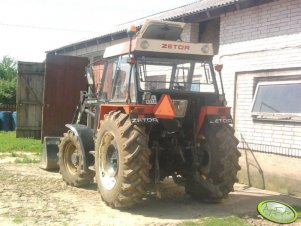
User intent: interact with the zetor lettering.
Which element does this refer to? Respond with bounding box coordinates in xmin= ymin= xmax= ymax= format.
xmin=161 ymin=44 xmax=190 ymax=50
xmin=131 ymin=118 xmax=159 ymax=124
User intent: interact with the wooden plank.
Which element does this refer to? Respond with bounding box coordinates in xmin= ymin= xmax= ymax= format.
xmin=0 ymin=104 xmax=16 ymax=111
xmin=19 ymin=74 xmax=43 ymax=105
xmin=17 ymin=126 xmax=41 ymax=130
xmin=17 ymin=61 xmax=45 ymax=139
xmin=16 ymin=130 xmax=41 ymax=139
xmin=16 ymin=101 xmax=41 ymax=105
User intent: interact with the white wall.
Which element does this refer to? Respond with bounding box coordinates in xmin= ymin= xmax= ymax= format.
xmin=181 ymin=23 xmax=200 ymax=43
xmin=216 ymin=0 xmax=301 ymax=155
xmin=235 ymin=70 xmax=301 ymax=155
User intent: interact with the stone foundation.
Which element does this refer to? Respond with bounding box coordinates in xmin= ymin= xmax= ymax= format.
xmin=238 ymin=150 xmax=301 ymax=197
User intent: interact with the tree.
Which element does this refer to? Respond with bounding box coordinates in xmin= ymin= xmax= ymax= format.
xmin=0 ymin=56 xmax=17 ymax=104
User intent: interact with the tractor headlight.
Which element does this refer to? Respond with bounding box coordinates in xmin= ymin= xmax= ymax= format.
xmin=172 ymin=100 xmax=188 ymax=118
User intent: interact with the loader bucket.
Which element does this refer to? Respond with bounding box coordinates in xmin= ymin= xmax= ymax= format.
xmin=40 ymin=136 xmax=60 ymax=170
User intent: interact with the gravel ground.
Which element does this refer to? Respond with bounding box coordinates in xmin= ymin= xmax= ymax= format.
xmin=0 ymin=163 xmax=300 ymax=226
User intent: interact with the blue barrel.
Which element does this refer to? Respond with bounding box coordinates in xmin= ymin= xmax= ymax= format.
xmin=12 ymin=111 xmax=17 ymax=131
xmin=0 ymin=111 xmax=12 ymax=131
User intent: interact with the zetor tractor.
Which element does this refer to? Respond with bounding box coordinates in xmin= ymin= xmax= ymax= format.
xmin=57 ymin=20 xmax=240 ymax=208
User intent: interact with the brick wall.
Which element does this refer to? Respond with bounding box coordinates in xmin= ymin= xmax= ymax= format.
xmin=215 ymin=0 xmax=301 ymax=155
xmin=181 ymin=23 xmax=200 ymax=43
xmin=220 ymin=0 xmax=301 ymax=44
xmin=235 ymin=70 xmax=301 ymax=155
xmin=199 ymin=18 xmax=220 ymax=54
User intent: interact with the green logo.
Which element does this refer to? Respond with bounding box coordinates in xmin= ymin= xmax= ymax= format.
xmin=257 ymin=200 xmax=298 ymax=224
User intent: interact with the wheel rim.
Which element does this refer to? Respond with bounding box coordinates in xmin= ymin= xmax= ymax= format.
xmin=64 ymin=142 xmax=80 ymax=175
xmin=99 ymin=132 xmax=119 ymax=190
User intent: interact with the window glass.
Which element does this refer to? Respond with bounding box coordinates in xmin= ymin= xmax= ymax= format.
xmin=111 ymin=55 xmax=136 ymax=102
xmin=252 ymin=82 xmax=301 ymax=113
xmin=137 ymin=57 xmax=215 ymax=93
xmin=190 ymin=63 xmax=214 ymax=93
xmin=101 ymin=58 xmax=118 ymax=100
xmin=129 ymin=66 xmax=136 ymax=103
xmin=139 ymin=64 xmax=171 ymax=90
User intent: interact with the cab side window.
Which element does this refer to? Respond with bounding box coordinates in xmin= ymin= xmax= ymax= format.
xmin=111 ymin=55 xmax=136 ymax=102
xmin=100 ymin=58 xmax=118 ymax=100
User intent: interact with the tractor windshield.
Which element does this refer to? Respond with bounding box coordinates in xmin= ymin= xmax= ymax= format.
xmin=137 ymin=57 xmax=216 ymax=93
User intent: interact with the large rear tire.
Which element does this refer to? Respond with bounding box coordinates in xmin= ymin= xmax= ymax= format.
xmin=58 ymin=131 xmax=95 ymax=187
xmin=185 ymin=124 xmax=240 ymax=202
xmin=95 ymin=111 xmax=151 ymax=208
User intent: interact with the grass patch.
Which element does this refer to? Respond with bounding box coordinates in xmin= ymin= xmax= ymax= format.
xmin=179 ymin=221 xmax=198 ymax=226
xmin=12 ymin=211 xmax=26 ymax=224
xmin=12 ymin=215 xmax=24 ymax=224
xmin=14 ymin=155 xmax=40 ymax=163
xmin=179 ymin=216 xmax=250 ymax=226
xmin=0 ymin=131 xmax=42 ymax=153
xmin=202 ymin=216 xmax=249 ymax=226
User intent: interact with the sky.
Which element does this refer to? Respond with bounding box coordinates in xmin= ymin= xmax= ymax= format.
xmin=0 ymin=0 xmax=197 ymax=62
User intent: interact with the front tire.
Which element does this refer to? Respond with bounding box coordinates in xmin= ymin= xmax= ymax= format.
xmin=58 ymin=131 xmax=95 ymax=187
xmin=185 ymin=124 xmax=241 ymax=202
xmin=95 ymin=111 xmax=151 ymax=208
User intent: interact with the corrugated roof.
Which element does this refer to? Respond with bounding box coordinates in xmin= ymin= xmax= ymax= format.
xmin=47 ymin=0 xmax=240 ymax=53
xmin=114 ymin=0 xmax=239 ymax=32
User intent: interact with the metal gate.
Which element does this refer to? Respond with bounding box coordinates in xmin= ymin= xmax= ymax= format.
xmin=41 ymin=55 xmax=89 ymax=138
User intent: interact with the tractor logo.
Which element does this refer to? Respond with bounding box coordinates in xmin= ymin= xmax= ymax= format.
xmin=213 ymin=118 xmax=233 ymax=124
xmin=257 ymin=200 xmax=298 ymax=224
xmin=161 ymin=43 xmax=190 ymax=50
xmin=131 ymin=118 xmax=159 ymax=124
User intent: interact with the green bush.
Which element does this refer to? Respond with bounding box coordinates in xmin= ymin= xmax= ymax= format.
xmin=0 ymin=56 xmax=17 ymax=104
xmin=0 ymin=79 xmax=16 ymax=104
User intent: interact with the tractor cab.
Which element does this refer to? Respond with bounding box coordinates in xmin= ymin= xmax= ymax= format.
xmin=100 ymin=20 xmax=221 ymax=106
xmin=96 ymin=20 xmax=228 ymax=133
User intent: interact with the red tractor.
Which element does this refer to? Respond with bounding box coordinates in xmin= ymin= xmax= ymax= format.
xmin=55 ymin=20 xmax=240 ymax=208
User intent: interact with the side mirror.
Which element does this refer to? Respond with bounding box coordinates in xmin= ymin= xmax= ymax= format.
xmin=85 ymin=67 xmax=94 ymax=86
xmin=214 ymin=64 xmax=226 ymax=104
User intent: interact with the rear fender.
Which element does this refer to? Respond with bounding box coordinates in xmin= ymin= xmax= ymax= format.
xmin=98 ymin=104 xmax=155 ymax=128
xmin=195 ymin=106 xmax=232 ymax=138
xmin=65 ymin=124 xmax=95 ymax=171
xmin=98 ymin=97 xmax=174 ymax=122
